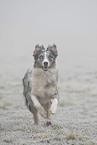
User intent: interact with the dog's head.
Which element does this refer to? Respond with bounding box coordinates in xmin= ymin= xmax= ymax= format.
xmin=33 ymin=44 xmax=58 ymax=71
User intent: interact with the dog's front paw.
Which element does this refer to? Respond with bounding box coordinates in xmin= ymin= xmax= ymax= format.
xmin=46 ymin=120 xmax=52 ymax=126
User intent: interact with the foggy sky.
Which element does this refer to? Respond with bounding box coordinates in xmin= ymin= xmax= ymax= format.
xmin=0 ymin=0 xmax=97 ymax=57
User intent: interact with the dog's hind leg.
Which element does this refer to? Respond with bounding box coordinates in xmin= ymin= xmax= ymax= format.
xmin=33 ymin=109 xmax=39 ymax=125
xmin=34 ymin=114 xmax=38 ymax=125
xmin=45 ymin=102 xmax=52 ymax=126
xmin=28 ymin=103 xmax=39 ymax=125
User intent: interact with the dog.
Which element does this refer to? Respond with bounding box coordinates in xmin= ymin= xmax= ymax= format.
xmin=22 ymin=44 xmax=59 ymax=125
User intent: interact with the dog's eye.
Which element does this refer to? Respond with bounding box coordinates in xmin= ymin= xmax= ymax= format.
xmin=48 ymin=56 xmax=53 ymax=61
xmin=39 ymin=56 xmax=44 ymax=60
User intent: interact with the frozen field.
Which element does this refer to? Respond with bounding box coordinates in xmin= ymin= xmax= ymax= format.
xmin=0 ymin=47 xmax=97 ymax=145
xmin=0 ymin=0 xmax=97 ymax=144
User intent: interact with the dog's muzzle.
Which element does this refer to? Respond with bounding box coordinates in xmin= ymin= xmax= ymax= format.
xmin=43 ymin=61 xmax=49 ymax=71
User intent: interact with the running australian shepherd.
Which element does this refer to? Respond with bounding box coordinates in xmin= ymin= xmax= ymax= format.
xmin=22 ymin=44 xmax=59 ymax=125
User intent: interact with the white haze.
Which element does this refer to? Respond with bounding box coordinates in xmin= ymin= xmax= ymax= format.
xmin=0 ymin=1 xmax=97 ymax=144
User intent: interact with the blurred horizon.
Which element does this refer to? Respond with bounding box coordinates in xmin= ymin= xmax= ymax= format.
xmin=0 ymin=0 xmax=97 ymax=74
xmin=0 ymin=1 xmax=97 ymax=47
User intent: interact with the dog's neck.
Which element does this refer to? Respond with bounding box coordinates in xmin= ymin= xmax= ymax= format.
xmin=32 ymin=67 xmax=57 ymax=78
xmin=32 ymin=67 xmax=58 ymax=98
xmin=32 ymin=67 xmax=58 ymax=86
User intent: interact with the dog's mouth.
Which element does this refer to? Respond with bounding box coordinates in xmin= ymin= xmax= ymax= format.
xmin=43 ymin=66 xmax=49 ymax=71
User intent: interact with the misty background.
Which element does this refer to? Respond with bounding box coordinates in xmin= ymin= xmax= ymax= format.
xmin=0 ymin=0 xmax=97 ymax=77
xmin=0 ymin=1 xmax=97 ymax=144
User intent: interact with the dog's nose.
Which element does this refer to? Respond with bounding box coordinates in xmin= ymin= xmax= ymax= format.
xmin=44 ymin=61 xmax=48 ymax=66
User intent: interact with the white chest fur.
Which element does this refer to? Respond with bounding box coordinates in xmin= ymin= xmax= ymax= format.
xmin=32 ymin=68 xmax=58 ymax=98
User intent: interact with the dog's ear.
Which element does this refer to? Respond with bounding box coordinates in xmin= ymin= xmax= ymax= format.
xmin=47 ymin=44 xmax=58 ymax=58
xmin=33 ymin=44 xmax=45 ymax=59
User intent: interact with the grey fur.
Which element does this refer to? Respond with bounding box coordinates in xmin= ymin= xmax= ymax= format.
xmin=22 ymin=44 xmax=59 ymax=125
xmin=47 ymin=44 xmax=58 ymax=58
xmin=23 ymin=68 xmax=59 ymax=125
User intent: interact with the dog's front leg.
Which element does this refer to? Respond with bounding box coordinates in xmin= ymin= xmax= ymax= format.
xmin=31 ymin=95 xmax=46 ymax=118
xmin=50 ymin=98 xmax=58 ymax=114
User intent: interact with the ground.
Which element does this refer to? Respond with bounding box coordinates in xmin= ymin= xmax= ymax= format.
xmin=0 ymin=71 xmax=97 ymax=145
